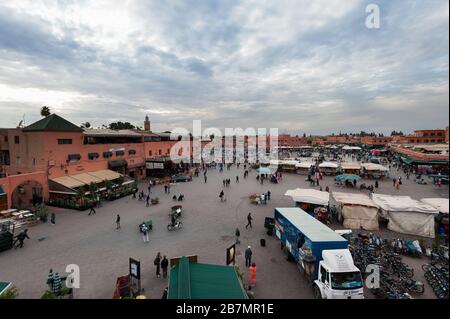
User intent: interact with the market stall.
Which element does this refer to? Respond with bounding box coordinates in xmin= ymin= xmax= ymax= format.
xmin=372 ymin=194 xmax=439 ymax=238
xmin=421 ymin=198 xmax=449 ymax=241
xmin=295 ymin=162 xmax=315 ymax=175
xmin=318 ymin=162 xmax=339 ymax=176
xmin=279 ymin=160 xmax=300 ymax=172
xmin=360 ymin=163 xmax=389 ymax=179
xmin=330 ymin=192 xmax=379 ymax=231
xmin=167 ymin=256 xmax=248 ymax=299
xmin=339 ymin=162 xmax=361 ymax=175
xmin=284 ymin=188 xmax=329 ymax=216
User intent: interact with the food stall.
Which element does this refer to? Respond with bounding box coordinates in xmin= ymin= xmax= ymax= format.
xmin=284 ymin=188 xmax=330 ymax=216
xmin=339 ymin=162 xmax=361 ymax=175
xmin=295 ymin=162 xmax=315 ymax=175
xmin=360 ymin=163 xmax=389 ymax=179
xmin=372 ymin=194 xmax=439 ymax=238
xmin=318 ymin=162 xmax=339 ymax=176
xmin=330 ymin=192 xmax=379 ymax=231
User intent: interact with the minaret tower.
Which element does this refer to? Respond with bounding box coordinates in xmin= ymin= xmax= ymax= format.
xmin=144 ymin=115 xmax=151 ymax=131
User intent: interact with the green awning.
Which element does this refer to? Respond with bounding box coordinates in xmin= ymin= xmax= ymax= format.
xmin=168 ymin=256 xmax=248 ymax=299
xmin=0 ymin=282 xmax=11 ymax=295
xmin=401 ymin=156 xmax=448 ymax=166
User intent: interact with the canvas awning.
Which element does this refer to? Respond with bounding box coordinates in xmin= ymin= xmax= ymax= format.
xmin=340 ymin=162 xmax=361 ymax=170
xmin=167 ymin=256 xmax=247 ymax=299
xmin=284 ymin=188 xmax=329 ymax=206
xmin=50 ymin=175 xmax=85 ymax=189
xmin=295 ymin=162 xmax=315 ymax=168
xmin=50 ymin=169 xmax=123 ymax=191
xmin=372 ymin=194 xmax=438 ymax=238
xmin=108 ymin=159 xmax=128 ymax=168
xmin=319 ymin=162 xmax=339 ymax=169
xmin=361 ymin=163 xmax=389 ymax=171
xmin=330 ymin=192 xmax=379 ymax=231
xmin=421 ymin=198 xmax=449 ymax=215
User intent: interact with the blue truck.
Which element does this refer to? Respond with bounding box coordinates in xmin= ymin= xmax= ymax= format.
xmin=273 ymin=207 xmax=364 ymax=299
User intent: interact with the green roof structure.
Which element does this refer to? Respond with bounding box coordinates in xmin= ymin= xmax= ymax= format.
xmin=22 ymin=114 xmax=83 ymax=132
xmin=167 ymin=256 xmax=248 ymax=299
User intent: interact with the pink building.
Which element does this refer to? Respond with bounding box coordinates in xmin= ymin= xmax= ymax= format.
xmin=0 ymin=114 xmax=183 ymax=210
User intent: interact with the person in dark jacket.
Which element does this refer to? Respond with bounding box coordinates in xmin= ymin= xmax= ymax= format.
xmin=235 ymin=228 xmax=241 ymax=245
xmin=245 ymin=246 xmax=253 ymax=267
xmin=154 ymin=252 xmax=161 ymax=278
xmin=161 ymin=256 xmax=169 ymax=278
xmin=245 ymin=213 xmax=253 ymax=229
xmin=14 ymin=229 xmax=30 ymax=248
xmin=116 ymin=214 xmax=121 ymax=229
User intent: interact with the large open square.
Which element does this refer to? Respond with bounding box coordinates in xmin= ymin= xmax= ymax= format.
xmin=1 ymin=162 xmax=447 ymax=299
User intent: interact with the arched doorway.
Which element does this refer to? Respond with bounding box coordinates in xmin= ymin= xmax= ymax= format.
xmin=11 ymin=180 xmax=43 ymax=210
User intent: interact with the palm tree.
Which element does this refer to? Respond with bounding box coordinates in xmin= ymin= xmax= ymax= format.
xmin=76 ymin=186 xmax=86 ymax=206
xmin=81 ymin=122 xmax=91 ymax=129
xmin=40 ymin=106 xmax=51 ymax=117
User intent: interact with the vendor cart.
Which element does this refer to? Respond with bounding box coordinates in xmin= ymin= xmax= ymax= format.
xmin=139 ymin=220 xmax=153 ymax=233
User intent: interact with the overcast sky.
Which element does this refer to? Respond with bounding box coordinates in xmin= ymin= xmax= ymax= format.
xmin=0 ymin=0 xmax=448 ymax=135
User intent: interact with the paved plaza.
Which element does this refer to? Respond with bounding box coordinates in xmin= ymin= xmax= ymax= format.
xmin=0 ymin=163 xmax=448 ymax=299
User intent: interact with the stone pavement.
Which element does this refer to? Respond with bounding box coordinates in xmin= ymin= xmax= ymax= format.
xmin=0 ymin=164 xmax=447 ymax=299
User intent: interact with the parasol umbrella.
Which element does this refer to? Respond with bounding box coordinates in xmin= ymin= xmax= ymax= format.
xmin=256 ymin=167 xmax=272 ymax=175
xmin=335 ymin=174 xmax=362 ymax=182
xmin=52 ymin=272 xmax=62 ymax=294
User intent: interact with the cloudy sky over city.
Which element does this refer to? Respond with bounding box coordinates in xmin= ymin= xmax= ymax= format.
xmin=0 ymin=0 xmax=448 ymax=134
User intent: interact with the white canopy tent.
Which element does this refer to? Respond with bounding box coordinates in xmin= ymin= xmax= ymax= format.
xmin=342 ymin=146 xmax=362 ymax=151
xmin=420 ymin=198 xmax=449 ymax=214
xmin=319 ymin=162 xmax=339 ymax=168
xmin=330 ymin=192 xmax=379 ymax=231
xmin=360 ymin=163 xmax=389 ymax=171
xmin=284 ymin=188 xmax=330 ymax=206
xmin=295 ymin=162 xmax=315 ymax=168
xmin=372 ymin=194 xmax=439 ymax=238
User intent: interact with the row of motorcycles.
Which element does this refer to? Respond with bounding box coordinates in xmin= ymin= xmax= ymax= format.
xmin=349 ymin=234 xmax=425 ymax=299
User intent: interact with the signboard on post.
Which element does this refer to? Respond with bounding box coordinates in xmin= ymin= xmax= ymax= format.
xmin=226 ymin=244 xmax=236 ymax=266
xmin=129 ymin=258 xmax=141 ymax=295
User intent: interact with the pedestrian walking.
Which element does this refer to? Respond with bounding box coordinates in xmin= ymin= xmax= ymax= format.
xmin=88 ymin=203 xmax=96 ymax=215
xmin=245 ymin=246 xmax=253 ymax=267
xmin=116 ymin=214 xmax=121 ymax=229
xmin=267 ymin=190 xmax=271 ymax=200
xmin=249 ymin=262 xmax=257 ymax=287
xmin=161 ymin=256 xmax=169 ymax=278
xmin=13 ymin=229 xmax=29 ymax=249
xmin=375 ymin=180 xmax=379 ymax=189
xmin=133 ymin=189 xmax=137 ymax=199
xmin=235 ymin=228 xmax=241 ymax=245
xmin=50 ymin=212 xmax=56 ymax=225
xmin=219 ymin=190 xmax=225 ymax=202
xmin=204 ymin=175 xmax=207 ymax=183
xmin=154 ymin=252 xmax=161 ymax=278
xmin=236 ymin=176 xmax=239 ymax=183
xmin=164 ymin=185 xmax=168 ymax=193
xmin=246 ymin=213 xmax=253 ymax=229
xmin=146 ymin=194 xmax=150 ymax=207
xmin=142 ymin=224 xmax=149 ymax=243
